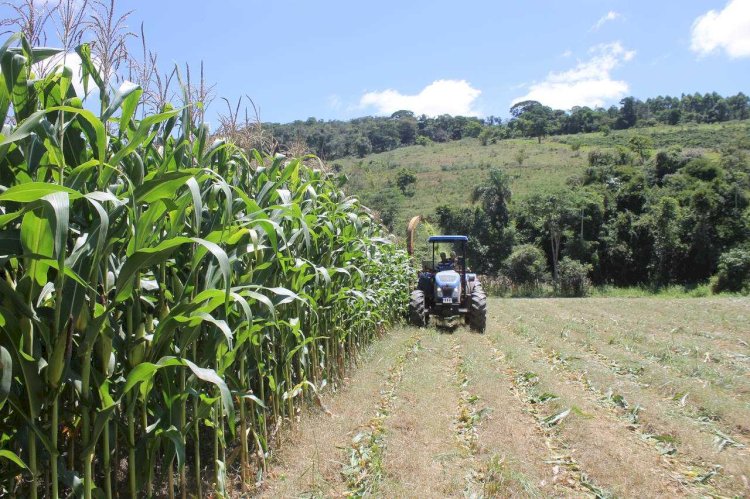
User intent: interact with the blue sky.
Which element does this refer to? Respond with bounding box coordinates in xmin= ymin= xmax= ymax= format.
xmin=5 ymin=0 xmax=750 ymax=124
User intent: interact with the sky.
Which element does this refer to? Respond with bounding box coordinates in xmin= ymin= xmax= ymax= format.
xmin=4 ymin=0 xmax=750 ymax=125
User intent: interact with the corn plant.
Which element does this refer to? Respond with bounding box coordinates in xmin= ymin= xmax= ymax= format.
xmin=0 ymin=33 xmax=411 ymax=498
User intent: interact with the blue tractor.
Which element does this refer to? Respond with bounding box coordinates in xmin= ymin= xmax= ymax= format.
xmin=408 ymin=235 xmax=487 ymax=332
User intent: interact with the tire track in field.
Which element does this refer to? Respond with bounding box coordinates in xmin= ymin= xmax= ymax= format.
xmin=568 ymin=329 xmax=750 ymax=451
xmin=378 ymin=332 xmax=475 ymax=497
xmin=479 ymin=335 xmax=610 ymax=498
xmin=458 ymin=333 xmax=576 ymax=497
xmin=578 ymin=331 xmax=750 ymax=443
xmin=485 ymin=315 xmax=705 ymax=497
xmin=258 ymin=328 xmax=419 ymax=498
xmin=508 ymin=319 xmax=750 ymax=496
xmin=504 ymin=320 xmax=722 ymax=496
xmin=450 ymin=341 xmax=480 ymax=457
xmin=522 ymin=301 xmax=750 ymax=431
xmin=341 ymin=331 xmax=422 ymax=497
xmin=449 ymin=339 xmax=491 ymax=497
xmin=553 ymin=298 xmax=750 ymax=361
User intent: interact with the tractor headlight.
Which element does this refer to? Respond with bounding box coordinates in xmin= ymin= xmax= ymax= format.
xmin=436 ymin=287 xmax=443 ymax=297
xmin=452 ymin=287 xmax=460 ymax=298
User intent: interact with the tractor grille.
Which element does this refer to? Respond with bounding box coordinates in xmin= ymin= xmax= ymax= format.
xmin=436 ymin=273 xmax=459 ymax=286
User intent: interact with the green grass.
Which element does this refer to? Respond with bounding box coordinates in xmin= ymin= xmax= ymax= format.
xmin=553 ymin=120 xmax=750 ymax=150
xmin=479 ymin=280 xmax=737 ymax=298
xmin=340 ymin=137 xmax=586 ymax=233
xmin=590 ymin=284 xmax=715 ymax=298
xmin=337 ymin=120 xmax=750 ymax=237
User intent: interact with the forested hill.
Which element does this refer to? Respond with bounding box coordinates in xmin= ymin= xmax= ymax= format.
xmin=333 ymin=119 xmax=750 ymax=293
xmin=263 ymin=92 xmax=749 ymax=161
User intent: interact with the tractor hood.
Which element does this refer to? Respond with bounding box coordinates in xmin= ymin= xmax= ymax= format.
xmin=435 ymin=270 xmax=460 ymax=288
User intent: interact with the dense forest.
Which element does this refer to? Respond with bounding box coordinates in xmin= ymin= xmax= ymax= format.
xmin=264 ymin=92 xmax=750 ymax=160
xmin=436 ymin=141 xmax=750 ymax=294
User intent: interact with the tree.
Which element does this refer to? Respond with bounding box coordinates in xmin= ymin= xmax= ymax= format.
xmin=353 ymin=134 xmax=372 ymax=157
xmin=366 ymin=120 xmax=400 ymax=152
xmin=616 ymin=97 xmax=637 ymax=129
xmin=390 ymin=109 xmax=414 ymax=119
xmin=396 ymin=169 xmax=417 ymax=196
xmin=504 ymin=244 xmax=549 ymax=286
xmin=462 ymin=120 xmax=483 ymax=138
xmin=470 ymin=169 xmax=516 ymax=269
xmin=711 ymin=247 xmax=750 ymax=293
xmin=478 ymin=127 xmax=494 ymax=146
xmin=259 ymin=91 xmax=745 ymax=162
xmin=471 ymin=168 xmax=514 ymax=261
xmin=726 ymin=92 xmax=749 ymax=120
xmin=557 ymin=258 xmax=593 ymax=296
xmin=517 ymin=192 xmax=578 ymax=280
xmin=649 ymin=196 xmax=684 ymax=285
xmin=510 ymin=100 xmax=553 ymax=143
xmin=654 ymin=148 xmax=689 ymax=182
xmin=720 ymin=146 xmax=748 ymax=172
xmin=708 ymin=99 xmax=730 ymax=123
xmin=628 ymin=135 xmax=653 ymax=164
xmin=435 ymin=169 xmax=516 ymax=273
xmin=471 ymin=168 xmax=512 ymax=231
xmin=514 ymin=148 xmax=527 ymax=165
xmin=396 ymin=116 xmax=417 ymax=145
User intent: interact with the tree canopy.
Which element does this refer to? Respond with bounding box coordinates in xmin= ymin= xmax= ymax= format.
xmin=258 ymin=91 xmax=750 ymax=160
xmin=436 ymin=142 xmax=750 ymax=290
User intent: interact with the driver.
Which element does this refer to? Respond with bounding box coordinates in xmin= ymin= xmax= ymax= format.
xmin=438 ymin=252 xmax=452 ymax=271
xmin=450 ymin=251 xmax=458 ymax=270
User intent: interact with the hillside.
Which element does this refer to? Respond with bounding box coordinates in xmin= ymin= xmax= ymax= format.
xmin=336 ymin=120 xmax=750 ymax=236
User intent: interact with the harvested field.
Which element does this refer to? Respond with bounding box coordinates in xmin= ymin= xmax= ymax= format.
xmin=259 ymin=297 xmax=750 ymax=497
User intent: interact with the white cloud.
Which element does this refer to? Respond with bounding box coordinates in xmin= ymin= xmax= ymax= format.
xmin=511 ymin=42 xmax=635 ymax=110
xmin=561 ymin=49 xmax=573 ymax=58
xmin=359 ymin=79 xmax=482 ymax=117
xmin=691 ymin=0 xmax=750 ymax=58
xmin=33 ymin=52 xmax=88 ymax=97
xmin=592 ymin=11 xmax=621 ymax=31
xmin=327 ymin=94 xmax=342 ymax=110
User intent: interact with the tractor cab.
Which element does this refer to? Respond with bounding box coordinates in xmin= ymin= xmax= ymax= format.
xmin=419 ymin=235 xmax=468 ymax=304
xmin=412 ymin=235 xmax=484 ymax=330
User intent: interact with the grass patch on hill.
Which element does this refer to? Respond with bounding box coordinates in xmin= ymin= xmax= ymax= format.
xmin=339 ymin=137 xmax=588 ymax=233
xmin=553 ymin=120 xmax=750 ymax=150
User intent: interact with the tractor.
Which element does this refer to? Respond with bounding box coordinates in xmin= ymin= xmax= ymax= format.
xmin=407 ymin=232 xmax=487 ymax=332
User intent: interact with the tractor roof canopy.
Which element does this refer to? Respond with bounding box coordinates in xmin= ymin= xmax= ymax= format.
xmin=428 ymin=235 xmax=468 ymax=243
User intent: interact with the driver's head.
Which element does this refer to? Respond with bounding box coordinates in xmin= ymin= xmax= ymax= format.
xmin=440 ymin=252 xmax=447 ymax=261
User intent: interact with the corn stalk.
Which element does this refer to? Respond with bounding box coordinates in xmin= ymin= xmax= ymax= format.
xmin=0 ymin=33 xmax=411 ymax=497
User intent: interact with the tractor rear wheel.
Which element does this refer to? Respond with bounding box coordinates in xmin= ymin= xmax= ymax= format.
xmin=468 ymin=287 xmax=487 ymax=333
xmin=409 ymin=290 xmax=427 ymax=327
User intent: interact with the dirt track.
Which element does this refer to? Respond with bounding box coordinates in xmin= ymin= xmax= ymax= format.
xmin=258 ymin=298 xmax=750 ymax=498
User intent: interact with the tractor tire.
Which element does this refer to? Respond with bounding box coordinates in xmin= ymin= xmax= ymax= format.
xmin=409 ymin=290 xmax=427 ymax=327
xmin=468 ymin=287 xmax=487 ymax=333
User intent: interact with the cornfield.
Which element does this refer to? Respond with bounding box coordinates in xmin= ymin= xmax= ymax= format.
xmin=0 ymin=33 xmax=411 ymax=498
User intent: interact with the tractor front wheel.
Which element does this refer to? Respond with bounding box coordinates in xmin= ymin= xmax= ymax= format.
xmin=468 ymin=287 xmax=487 ymax=333
xmin=409 ymin=290 xmax=427 ymax=327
